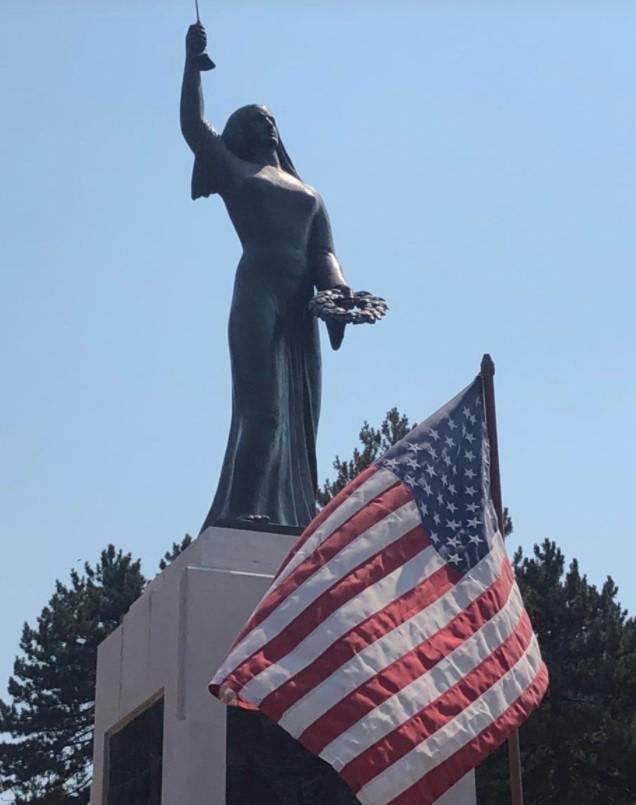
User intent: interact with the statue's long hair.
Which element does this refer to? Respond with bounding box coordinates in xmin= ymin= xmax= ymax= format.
xmin=222 ymin=105 xmax=300 ymax=180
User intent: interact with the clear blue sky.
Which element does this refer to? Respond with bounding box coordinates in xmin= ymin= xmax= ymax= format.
xmin=1 ymin=1 xmax=635 ymax=690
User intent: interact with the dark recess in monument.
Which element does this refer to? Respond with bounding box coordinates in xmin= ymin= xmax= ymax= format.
xmin=107 ymin=696 xmax=164 ymax=805
xmin=226 ymin=708 xmax=360 ymax=804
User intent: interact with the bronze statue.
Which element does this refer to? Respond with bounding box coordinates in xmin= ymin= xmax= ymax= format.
xmin=181 ymin=23 xmax=352 ymax=531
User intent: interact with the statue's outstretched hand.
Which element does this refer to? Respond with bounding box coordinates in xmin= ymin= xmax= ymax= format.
xmin=186 ymin=23 xmax=207 ymax=59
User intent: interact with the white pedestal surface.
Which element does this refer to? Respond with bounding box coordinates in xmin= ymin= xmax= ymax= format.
xmin=90 ymin=526 xmax=476 ymax=805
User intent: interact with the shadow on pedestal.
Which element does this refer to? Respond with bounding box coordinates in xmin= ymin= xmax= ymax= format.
xmin=227 ymin=708 xmax=360 ymax=804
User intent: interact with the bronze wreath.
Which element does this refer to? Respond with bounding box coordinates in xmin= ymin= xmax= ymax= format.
xmin=308 ymin=289 xmax=388 ymax=325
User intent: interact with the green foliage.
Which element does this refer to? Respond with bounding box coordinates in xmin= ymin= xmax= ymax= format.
xmin=158 ymin=533 xmax=194 ymax=570
xmin=0 ymin=546 xmax=146 ymax=804
xmin=476 ymin=539 xmax=636 ymax=804
xmin=317 ymin=408 xmax=413 ymax=506
xmin=502 ymin=507 xmax=513 ymax=537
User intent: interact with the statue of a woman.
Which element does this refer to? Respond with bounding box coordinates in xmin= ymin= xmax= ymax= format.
xmin=181 ymin=23 xmax=350 ymax=532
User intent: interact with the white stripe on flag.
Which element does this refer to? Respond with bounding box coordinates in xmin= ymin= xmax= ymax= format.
xmin=356 ymin=634 xmax=543 ymax=805
xmin=212 ymin=495 xmax=417 ymax=688
xmin=321 ymin=581 xmax=525 ymax=770
xmin=272 ymin=468 xmax=398 ymax=590
xmin=279 ymin=535 xmax=506 ymax=737
xmin=240 ymin=542 xmax=444 ymax=703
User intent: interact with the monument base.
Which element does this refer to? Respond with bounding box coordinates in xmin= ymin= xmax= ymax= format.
xmin=90 ymin=527 xmax=476 ymax=804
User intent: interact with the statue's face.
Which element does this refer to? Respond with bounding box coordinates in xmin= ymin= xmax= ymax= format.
xmin=244 ymin=106 xmax=279 ymax=152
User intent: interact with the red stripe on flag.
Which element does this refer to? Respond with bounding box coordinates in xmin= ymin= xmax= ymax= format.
xmin=342 ymin=608 xmax=533 ymax=792
xmin=386 ymin=663 xmax=549 ymax=805
xmin=227 ymin=467 xmax=382 ymax=655
xmin=299 ymin=560 xmax=515 ymax=755
xmin=232 ymin=478 xmax=406 ymax=648
xmin=260 ymin=554 xmax=460 ymax=722
xmin=276 ymin=465 xmax=380 ymax=578
xmin=230 ymin=523 xmax=429 ymax=691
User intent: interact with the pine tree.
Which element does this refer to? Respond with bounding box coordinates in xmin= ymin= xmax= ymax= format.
xmin=158 ymin=533 xmax=194 ymax=570
xmin=317 ymin=408 xmax=413 ymax=506
xmin=476 ymin=540 xmax=636 ymax=804
xmin=0 ymin=546 xmax=146 ymax=804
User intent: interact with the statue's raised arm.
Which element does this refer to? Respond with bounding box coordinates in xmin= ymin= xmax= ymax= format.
xmin=181 ymin=23 xmax=241 ymax=199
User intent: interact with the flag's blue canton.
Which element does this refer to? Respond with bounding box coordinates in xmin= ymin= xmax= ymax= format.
xmin=376 ymin=377 xmax=499 ymax=574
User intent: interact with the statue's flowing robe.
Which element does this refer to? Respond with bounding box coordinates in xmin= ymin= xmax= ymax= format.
xmin=192 ymin=125 xmax=345 ymax=530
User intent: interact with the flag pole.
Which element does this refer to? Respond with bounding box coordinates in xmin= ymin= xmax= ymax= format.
xmin=480 ymin=354 xmax=524 ymax=805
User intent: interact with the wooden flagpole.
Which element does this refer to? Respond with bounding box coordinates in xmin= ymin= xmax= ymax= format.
xmin=480 ymin=354 xmax=524 ymax=805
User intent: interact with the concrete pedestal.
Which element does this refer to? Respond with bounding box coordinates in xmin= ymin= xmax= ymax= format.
xmin=90 ymin=527 xmax=476 ymax=805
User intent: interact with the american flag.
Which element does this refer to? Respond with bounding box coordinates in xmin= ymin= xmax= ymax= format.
xmin=210 ymin=375 xmax=548 ymax=804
